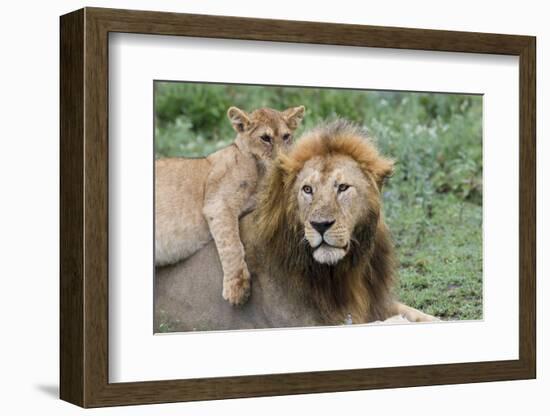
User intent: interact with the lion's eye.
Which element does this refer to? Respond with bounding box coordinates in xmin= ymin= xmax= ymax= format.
xmin=282 ymin=133 xmax=291 ymax=141
xmin=260 ymin=134 xmax=272 ymax=143
xmin=302 ymin=185 xmax=313 ymax=194
xmin=338 ymin=184 xmax=350 ymax=193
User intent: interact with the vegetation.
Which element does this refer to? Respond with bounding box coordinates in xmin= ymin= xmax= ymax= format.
xmin=155 ymin=82 xmax=483 ymax=321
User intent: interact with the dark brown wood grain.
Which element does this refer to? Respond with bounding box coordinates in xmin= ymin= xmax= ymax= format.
xmin=60 ymin=7 xmax=536 ymax=408
xmin=59 ymin=8 xmax=84 ymax=406
xmin=518 ymin=38 xmax=537 ymax=375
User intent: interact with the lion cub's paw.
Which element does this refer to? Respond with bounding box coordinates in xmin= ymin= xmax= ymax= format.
xmin=222 ymin=267 xmax=251 ymax=306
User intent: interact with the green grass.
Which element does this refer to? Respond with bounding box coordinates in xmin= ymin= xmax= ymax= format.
xmin=155 ymin=81 xmax=483 ymax=321
xmin=392 ymin=194 xmax=482 ymax=320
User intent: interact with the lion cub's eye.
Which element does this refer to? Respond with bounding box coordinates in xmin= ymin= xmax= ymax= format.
xmin=282 ymin=133 xmax=291 ymax=141
xmin=302 ymin=185 xmax=313 ymax=194
xmin=337 ymin=184 xmax=350 ymax=193
xmin=260 ymin=134 xmax=272 ymax=143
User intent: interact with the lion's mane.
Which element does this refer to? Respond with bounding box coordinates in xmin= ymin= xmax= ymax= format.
xmin=253 ymin=120 xmax=397 ymax=324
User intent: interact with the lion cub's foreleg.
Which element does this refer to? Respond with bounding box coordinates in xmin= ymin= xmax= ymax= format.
xmin=202 ymin=161 xmax=257 ymax=306
xmin=203 ymin=206 xmax=251 ymax=305
xmin=392 ymin=302 xmax=440 ymax=322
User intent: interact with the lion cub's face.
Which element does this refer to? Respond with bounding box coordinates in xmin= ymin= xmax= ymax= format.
xmin=295 ymin=154 xmax=376 ymax=265
xmin=228 ymin=106 xmax=305 ymax=162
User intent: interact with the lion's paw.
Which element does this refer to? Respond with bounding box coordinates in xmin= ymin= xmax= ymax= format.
xmin=406 ymin=310 xmax=441 ymax=323
xmin=222 ymin=267 xmax=251 ymax=306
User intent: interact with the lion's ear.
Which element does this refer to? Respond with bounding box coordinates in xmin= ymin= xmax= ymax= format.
xmin=227 ymin=107 xmax=251 ymax=133
xmin=283 ymin=106 xmax=305 ymax=130
xmin=373 ymin=157 xmax=394 ymax=190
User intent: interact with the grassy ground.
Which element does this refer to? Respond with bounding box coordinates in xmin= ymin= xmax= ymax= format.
xmin=155 ymin=82 xmax=483 ymax=321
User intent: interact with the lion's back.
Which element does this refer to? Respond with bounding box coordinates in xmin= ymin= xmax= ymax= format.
xmin=155 ymin=157 xmax=212 ymax=265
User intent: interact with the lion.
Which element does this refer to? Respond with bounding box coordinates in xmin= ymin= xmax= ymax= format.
xmin=154 ymin=119 xmax=436 ymax=331
xmin=155 ymin=105 xmax=305 ymax=306
xmin=252 ymin=119 xmax=436 ymax=324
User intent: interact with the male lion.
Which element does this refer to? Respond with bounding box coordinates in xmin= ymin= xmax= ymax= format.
xmin=155 ymin=120 xmax=436 ymax=331
xmin=155 ymin=106 xmax=305 ymax=306
xmin=252 ymin=120 xmax=437 ymax=324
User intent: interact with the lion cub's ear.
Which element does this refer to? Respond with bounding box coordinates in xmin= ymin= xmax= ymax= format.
xmin=227 ymin=107 xmax=251 ymax=133
xmin=283 ymin=106 xmax=306 ymax=130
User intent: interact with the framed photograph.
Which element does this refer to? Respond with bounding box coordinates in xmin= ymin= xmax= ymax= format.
xmin=60 ymin=7 xmax=536 ymax=408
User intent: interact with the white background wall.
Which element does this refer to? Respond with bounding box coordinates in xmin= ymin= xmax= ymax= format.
xmin=0 ymin=0 xmax=546 ymax=414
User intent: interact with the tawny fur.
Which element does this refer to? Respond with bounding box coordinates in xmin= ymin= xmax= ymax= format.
xmin=155 ymin=106 xmax=305 ymax=305
xmin=251 ymin=120 xmax=437 ymax=323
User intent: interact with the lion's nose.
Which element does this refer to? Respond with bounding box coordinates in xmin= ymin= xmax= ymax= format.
xmin=310 ymin=220 xmax=335 ymax=235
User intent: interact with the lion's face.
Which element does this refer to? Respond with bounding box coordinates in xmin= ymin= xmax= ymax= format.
xmin=254 ymin=120 xmax=396 ymax=322
xmin=294 ymin=154 xmax=378 ymax=265
xmin=227 ymin=106 xmax=305 ymax=162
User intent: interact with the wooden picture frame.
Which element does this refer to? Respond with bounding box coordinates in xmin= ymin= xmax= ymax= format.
xmin=60 ymin=7 xmax=536 ymax=408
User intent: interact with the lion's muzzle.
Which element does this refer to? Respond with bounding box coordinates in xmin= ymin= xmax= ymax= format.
xmin=305 ymin=219 xmax=350 ymax=265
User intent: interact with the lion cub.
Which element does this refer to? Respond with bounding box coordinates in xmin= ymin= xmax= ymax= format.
xmin=155 ymin=106 xmax=305 ymax=305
